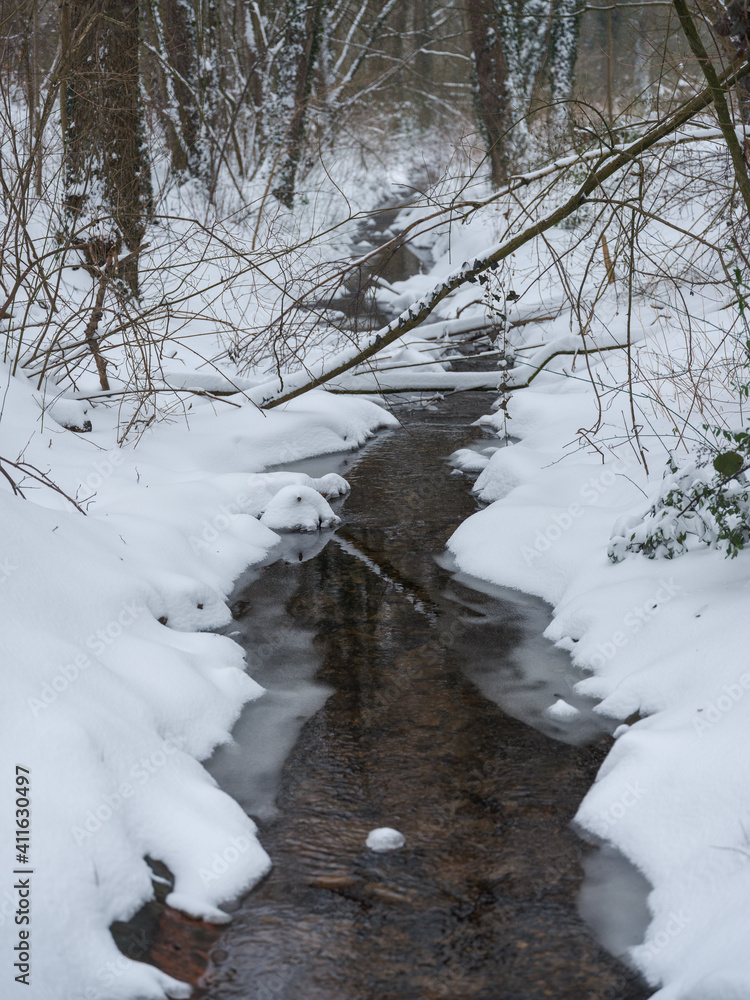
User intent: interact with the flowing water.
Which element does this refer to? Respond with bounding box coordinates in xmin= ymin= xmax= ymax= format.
xmin=114 ymin=194 xmax=653 ymax=999
xmin=188 ymin=390 xmax=651 ymax=1000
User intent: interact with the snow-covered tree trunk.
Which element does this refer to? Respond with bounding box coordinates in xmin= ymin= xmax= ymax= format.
xmin=145 ymin=0 xmax=202 ymax=178
xmin=271 ymin=0 xmax=325 ymax=208
xmin=194 ymin=0 xmax=221 ymax=182
xmin=228 ymin=0 xmax=268 ymax=164
xmin=467 ymin=0 xmax=512 ymax=186
xmin=62 ymin=0 xmax=152 ymax=294
xmin=467 ymin=0 xmax=579 ymax=185
xmin=548 ymin=0 xmax=580 ymax=137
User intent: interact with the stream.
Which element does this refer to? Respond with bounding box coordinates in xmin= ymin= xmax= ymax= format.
xmin=192 ymin=387 xmax=652 ymax=1000
xmin=115 ymin=192 xmax=653 ymax=999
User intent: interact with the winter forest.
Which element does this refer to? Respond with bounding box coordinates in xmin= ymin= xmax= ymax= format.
xmin=2 ymin=0 xmax=750 ymax=998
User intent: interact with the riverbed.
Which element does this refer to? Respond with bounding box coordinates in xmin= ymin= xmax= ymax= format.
xmin=111 ymin=192 xmax=653 ymax=999
xmin=183 ymin=385 xmax=651 ymax=1000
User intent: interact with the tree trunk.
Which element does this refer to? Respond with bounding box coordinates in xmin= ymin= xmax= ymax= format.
xmin=63 ymin=0 xmax=152 ymax=294
xmin=272 ymin=0 xmax=325 ymax=209
xmin=152 ymin=0 xmax=202 ymax=177
xmin=548 ymin=0 xmax=580 ymax=137
xmin=467 ymin=0 xmax=580 ymax=185
xmin=466 ymin=0 xmax=511 ymax=186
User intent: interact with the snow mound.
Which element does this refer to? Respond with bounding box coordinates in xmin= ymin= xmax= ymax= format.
xmin=366 ymin=827 xmax=406 ymax=852
xmin=449 ymin=447 xmax=493 ymax=473
xmin=311 ymin=472 xmax=350 ymax=498
xmin=260 ymin=485 xmax=341 ymax=533
xmin=544 ymin=698 xmax=581 ymax=721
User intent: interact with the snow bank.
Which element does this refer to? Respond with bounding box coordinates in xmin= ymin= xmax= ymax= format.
xmin=389 ymin=132 xmax=750 ymax=998
xmin=447 ymin=368 xmax=750 ymax=998
xmin=0 ymin=364 xmax=395 ymax=1000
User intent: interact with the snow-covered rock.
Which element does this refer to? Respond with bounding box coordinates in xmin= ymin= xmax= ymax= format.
xmin=260 ymin=484 xmax=341 ymax=533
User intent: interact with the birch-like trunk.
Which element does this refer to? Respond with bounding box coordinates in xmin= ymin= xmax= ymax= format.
xmin=271 ymin=0 xmax=325 ymax=208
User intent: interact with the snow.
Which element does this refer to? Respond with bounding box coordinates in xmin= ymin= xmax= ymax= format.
xmin=545 ymin=698 xmax=582 ymax=721
xmin=419 ymin=138 xmax=750 ymax=997
xmin=259 ymin=483 xmax=341 ymax=532
xmin=0 ymin=357 xmax=395 ymax=999
xmin=366 ymin=828 xmax=406 ymax=852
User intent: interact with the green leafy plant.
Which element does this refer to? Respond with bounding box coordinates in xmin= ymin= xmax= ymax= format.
xmin=609 ymin=431 xmax=750 ymax=562
xmin=610 ymin=252 xmax=750 ymax=563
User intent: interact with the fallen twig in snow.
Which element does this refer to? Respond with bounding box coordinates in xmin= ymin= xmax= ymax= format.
xmin=0 ymin=456 xmax=87 ymax=514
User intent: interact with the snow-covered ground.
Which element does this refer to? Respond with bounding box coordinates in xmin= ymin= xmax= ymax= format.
xmin=2 ymin=118 xmax=749 ymax=1000
xmin=379 ymin=132 xmax=750 ymax=999
xmin=447 ymin=384 xmax=750 ymax=998
xmin=0 ymin=369 xmax=396 ymax=1000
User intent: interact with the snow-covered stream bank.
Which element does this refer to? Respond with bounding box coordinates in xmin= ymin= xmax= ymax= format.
xmin=0 ymin=372 xmax=397 ymax=1000
xmin=445 ymin=389 xmax=750 ymax=999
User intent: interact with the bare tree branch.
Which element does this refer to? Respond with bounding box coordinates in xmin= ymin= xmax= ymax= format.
xmin=251 ymin=54 xmax=750 ymax=410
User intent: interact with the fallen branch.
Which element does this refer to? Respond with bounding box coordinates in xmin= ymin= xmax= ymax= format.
xmin=325 ymin=338 xmax=631 ymax=394
xmin=503 ymin=337 xmax=632 ymax=390
xmin=249 ymin=57 xmax=750 ymax=410
xmin=326 ymin=371 xmax=507 ymax=393
xmin=0 ymin=456 xmax=87 ymax=514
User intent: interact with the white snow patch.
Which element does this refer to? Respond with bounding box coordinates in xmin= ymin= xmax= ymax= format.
xmin=544 ymin=698 xmax=581 ymax=721
xmin=259 ymin=484 xmax=341 ymax=533
xmin=366 ymin=827 xmax=406 ymax=852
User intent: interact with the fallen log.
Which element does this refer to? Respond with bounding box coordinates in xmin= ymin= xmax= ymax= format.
xmin=245 ymin=55 xmax=750 ymax=411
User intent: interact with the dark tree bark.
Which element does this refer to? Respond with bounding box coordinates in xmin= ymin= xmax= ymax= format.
xmin=272 ymin=0 xmax=325 ymax=209
xmin=62 ymin=0 xmax=152 ymax=293
xmin=466 ymin=0 xmax=580 ymax=187
xmin=466 ymin=0 xmax=512 ymax=186
xmin=154 ymin=0 xmax=202 ymax=177
xmin=412 ymin=0 xmax=434 ymax=127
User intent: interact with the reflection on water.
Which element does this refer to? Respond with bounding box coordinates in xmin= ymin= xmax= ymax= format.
xmin=194 ymin=393 xmax=652 ymax=1000
xmin=578 ymin=844 xmax=653 ymax=960
xmin=439 ymin=566 xmax=616 ymax=747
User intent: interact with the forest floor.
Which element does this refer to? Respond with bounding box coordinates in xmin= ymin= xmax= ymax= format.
xmin=1 ymin=132 xmax=749 ymax=1000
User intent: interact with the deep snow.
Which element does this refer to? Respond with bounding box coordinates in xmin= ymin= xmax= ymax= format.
xmin=0 ymin=365 xmax=396 ymax=1000
xmin=2 ymin=121 xmax=749 ymax=1000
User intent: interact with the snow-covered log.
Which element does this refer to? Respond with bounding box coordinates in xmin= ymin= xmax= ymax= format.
xmin=249 ymin=56 xmax=750 ymax=411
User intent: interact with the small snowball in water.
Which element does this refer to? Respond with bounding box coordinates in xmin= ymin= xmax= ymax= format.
xmin=544 ymin=698 xmax=581 ymax=721
xmin=366 ymin=827 xmax=405 ymax=852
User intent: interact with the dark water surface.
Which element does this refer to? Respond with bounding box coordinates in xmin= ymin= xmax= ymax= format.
xmin=187 ymin=391 xmax=651 ymax=1000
